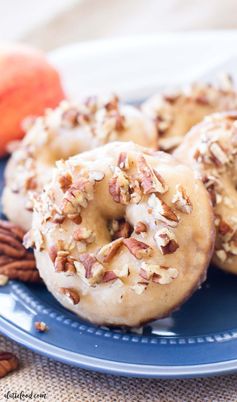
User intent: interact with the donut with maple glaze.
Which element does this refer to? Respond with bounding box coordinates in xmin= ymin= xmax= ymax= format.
xmin=25 ymin=141 xmax=215 ymax=327
xmin=3 ymin=95 xmax=157 ymax=231
xmin=174 ymin=112 xmax=237 ymax=274
xmin=142 ymin=75 xmax=237 ymax=151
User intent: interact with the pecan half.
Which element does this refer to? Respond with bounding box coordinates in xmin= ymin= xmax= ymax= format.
xmin=140 ymin=262 xmax=178 ymax=285
xmin=172 ymin=185 xmax=193 ymax=214
xmin=0 ymin=257 xmax=40 ymax=283
xmin=137 ymin=155 xmax=167 ymax=194
xmin=0 ymin=352 xmax=19 ymax=378
xmin=0 ymin=220 xmax=40 ymax=283
xmin=123 ymin=238 xmax=152 ymax=259
xmin=59 ymin=287 xmax=80 ymax=305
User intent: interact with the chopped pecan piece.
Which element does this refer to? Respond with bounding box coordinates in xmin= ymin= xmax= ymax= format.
xmin=54 ymin=251 xmax=76 ymax=275
xmin=209 ymin=142 xmax=228 ymax=166
xmin=154 ymin=227 xmax=179 ymax=255
xmin=0 ymin=352 xmax=19 ymax=378
xmin=79 ymin=253 xmax=98 ymax=278
xmin=137 ymin=155 xmax=167 ymax=194
xmin=58 ymin=173 xmax=72 ymax=192
xmin=134 ymin=222 xmax=147 ymax=234
xmin=109 ymin=168 xmax=130 ymax=204
xmin=218 ymin=218 xmax=233 ymax=237
xmin=141 ymin=262 xmax=178 ymax=285
xmin=215 ymin=249 xmax=227 ymax=262
xmin=172 ymin=185 xmax=193 ymax=214
xmin=123 ymin=238 xmax=152 ymax=259
xmin=102 ymin=271 xmax=118 ymax=282
xmin=148 ymin=194 xmax=179 ymax=227
xmin=61 ymin=107 xmax=79 ymax=128
xmin=97 ymin=238 xmax=124 ymax=263
xmin=131 ymin=283 xmax=147 ymax=295
xmin=104 ymin=95 xmax=119 ymax=111
xmin=118 ymin=152 xmax=130 ymax=170
xmin=73 ymin=227 xmax=95 ymax=243
xmin=59 ymin=287 xmax=80 ymax=305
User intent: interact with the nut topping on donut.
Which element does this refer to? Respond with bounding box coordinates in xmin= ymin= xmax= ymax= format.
xmin=154 ymin=227 xmax=179 ymax=255
xmin=58 ymin=173 xmax=72 ymax=192
xmin=172 ymin=185 xmax=193 ymax=214
xmin=123 ymin=238 xmax=152 ymax=259
xmin=148 ymin=194 xmax=179 ymax=227
xmin=55 ymin=251 xmax=76 ymax=275
xmin=109 ymin=168 xmax=130 ymax=204
xmin=140 ymin=262 xmax=178 ymax=285
xmin=75 ymin=254 xmax=104 ymax=284
xmin=73 ymin=227 xmax=95 ymax=243
xmin=102 ymin=271 xmax=118 ymax=282
xmin=134 ymin=222 xmax=147 ymax=234
xmin=97 ymin=238 xmax=124 ymax=263
xmin=59 ymin=287 xmax=80 ymax=305
xmin=209 ymin=142 xmax=228 ymax=166
xmin=118 ymin=152 xmax=130 ymax=170
xmin=137 ymin=155 xmax=167 ymax=194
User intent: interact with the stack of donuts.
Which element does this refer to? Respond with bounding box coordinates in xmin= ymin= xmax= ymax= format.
xmin=3 ymin=75 xmax=237 ymax=327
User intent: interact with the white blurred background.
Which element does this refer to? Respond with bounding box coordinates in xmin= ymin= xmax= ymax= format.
xmin=1 ymin=0 xmax=237 ymax=50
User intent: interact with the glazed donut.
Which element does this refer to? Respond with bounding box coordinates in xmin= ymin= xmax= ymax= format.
xmin=142 ymin=75 xmax=237 ymax=151
xmin=174 ymin=112 xmax=237 ymax=274
xmin=25 ymin=141 xmax=215 ymax=327
xmin=3 ymin=95 xmax=157 ymax=231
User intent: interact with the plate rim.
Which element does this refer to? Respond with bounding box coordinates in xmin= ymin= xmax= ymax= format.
xmin=2 ymin=315 xmax=237 ymax=378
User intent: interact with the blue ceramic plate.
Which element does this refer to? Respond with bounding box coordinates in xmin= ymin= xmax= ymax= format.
xmin=2 ymin=34 xmax=237 ymax=378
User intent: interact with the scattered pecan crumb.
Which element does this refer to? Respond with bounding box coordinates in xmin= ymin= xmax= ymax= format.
xmin=34 ymin=321 xmax=48 ymax=332
xmin=0 ymin=351 xmax=19 ymax=378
